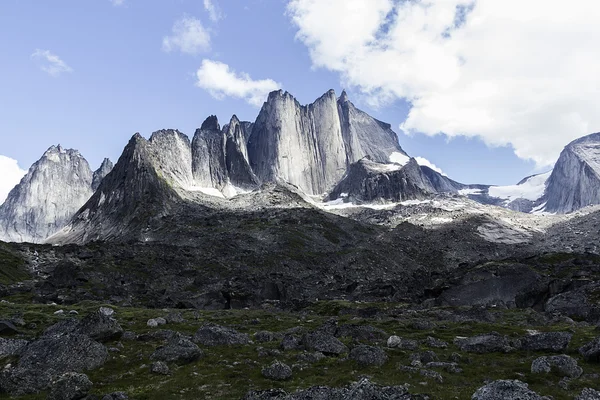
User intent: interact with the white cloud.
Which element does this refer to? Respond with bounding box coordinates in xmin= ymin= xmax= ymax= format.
xmin=195 ymin=59 xmax=281 ymax=107
xmin=31 ymin=49 xmax=73 ymax=77
xmin=162 ymin=16 xmax=210 ymax=55
xmin=109 ymin=0 xmax=125 ymax=6
xmin=287 ymin=0 xmax=600 ymax=167
xmin=0 ymin=156 xmax=26 ymax=205
xmin=415 ymin=157 xmax=446 ymax=176
xmin=203 ymin=0 xmax=222 ymax=22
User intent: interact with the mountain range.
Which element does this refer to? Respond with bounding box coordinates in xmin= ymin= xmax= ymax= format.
xmin=1 ymin=89 xmax=600 ymax=244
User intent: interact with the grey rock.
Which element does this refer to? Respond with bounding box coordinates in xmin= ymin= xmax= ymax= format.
xmin=281 ymin=334 xmax=302 ymax=351
xmin=387 ymin=335 xmax=419 ymax=350
xmin=296 ymin=351 xmax=325 ymax=364
xmin=77 ymin=311 xmax=123 ymax=342
xmin=455 ymin=332 xmax=515 ymax=353
xmin=471 ymin=380 xmax=546 ymax=400
xmin=349 ymin=345 xmax=388 ymax=367
xmin=531 ymin=355 xmax=583 ymax=378
xmin=520 ymin=331 xmax=572 ymax=352
xmin=164 ymin=312 xmax=184 ymax=324
xmin=150 ymin=337 xmax=202 ymax=364
xmin=254 ymin=330 xmax=281 ymax=343
xmin=98 ymin=307 xmax=114 ymax=317
xmin=302 ymin=332 xmax=348 ymax=355
xmin=0 ymin=337 xmax=28 ymax=357
xmin=147 ymin=319 xmax=159 ymax=328
xmin=424 ymin=336 xmax=448 ymax=349
xmin=0 ymin=145 xmax=95 ymax=243
xmin=419 ymin=369 xmax=443 ymax=383
xmin=192 ymin=323 xmax=250 ymax=346
xmin=261 ymin=360 xmax=292 ymax=381
xmin=150 ymin=361 xmax=170 ymax=375
xmin=0 ymin=320 xmax=19 ymax=335
xmin=335 ymin=324 xmax=387 ymax=342
xmin=579 ymin=336 xmax=600 ymax=362
xmin=46 ymin=372 xmax=93 ymax=400
xmin=576 ymin=388 xmax=600 ymax=400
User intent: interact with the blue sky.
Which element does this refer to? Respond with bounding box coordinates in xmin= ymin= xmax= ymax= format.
xmin=2 ymin=0 xmax=597 ymax=200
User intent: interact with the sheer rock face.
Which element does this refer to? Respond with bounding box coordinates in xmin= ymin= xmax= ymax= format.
xmin=192 ymin=115 xmax=258 ymax=191
xmin=0 ymin=146 xmax=94 ymax=243
xmin=327 ymin=158 xmax=436 ymax=202
xmin=545 ymin=132 xmax=600 ymax=213
xmin=337 ymin=90 xmax=405 ymax=165
xmin=92 ymin=158 xmax=114 ymax=191
xmin=248 ymin=90 xmax=348 ymax=195
xmin=149 ymin=130 xmax=194 ymax=189
xmin=248 ymin=89 xmax=405 ymax=195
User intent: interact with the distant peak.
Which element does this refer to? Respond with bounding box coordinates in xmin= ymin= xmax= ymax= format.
xmin=229 ymin=114 xmax=240 ymax=125
xmin=339 ymin=89 xmax=349 ymax=103
xmin=201 ymin=115 xmax=220 ymax=131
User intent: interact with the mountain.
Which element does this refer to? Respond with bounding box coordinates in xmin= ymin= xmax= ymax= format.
xmin=0 ymin=145 xmax=95 ymax=243
xmin=248 ymin=89 xmax=407 ymax=195
xmin=544 ymin=132 xmax=600 ymax=213
xmin=92 ymin=158 xmax=114 ymax=191
xmin=327 ymin=158 xmax=436 ymax=203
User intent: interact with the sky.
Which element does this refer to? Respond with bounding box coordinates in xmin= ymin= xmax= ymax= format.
xmin=1 ymin=0 xmax=599 ymax=203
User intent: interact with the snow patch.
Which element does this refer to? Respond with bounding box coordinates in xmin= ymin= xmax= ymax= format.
xmin=188 ymin=186 xmax=225 ymax=198
xmin=458 ymin=188 xmax=483 ymax=196
xmin=488 ymin=171 xmax=551 ymax=202
xmin=389 ymin=152 xmax=410 ymax=166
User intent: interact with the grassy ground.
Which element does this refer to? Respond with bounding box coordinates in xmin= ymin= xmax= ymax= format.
xmin=1 ymin=300 xmax=599 ymax=399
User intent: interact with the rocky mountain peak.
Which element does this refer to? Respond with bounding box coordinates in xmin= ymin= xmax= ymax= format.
xmin=339 ymin=89 xmax=349 ymax=103
xmin=92 ymin=158 xmax=114 ymax=191
xmin=201 ymin=115 xmax=220 ymax=132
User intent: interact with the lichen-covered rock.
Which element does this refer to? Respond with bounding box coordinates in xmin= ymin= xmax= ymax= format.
xmin=455 ymin=332 xmax=515 ymax=353
xmin=150 ymin=337 xmax=202 ymax=364
xmin=150 ymin=361 xmax=170 ymax=375
xmin=424 ymin=336 xmax=448 ymax=349
xmin=254 ymin=331 xmax=281 ymax=343
xmin=349 ymin=345 xmax=388 ymax=367
xmin=76 ymin=311 xmax=123 ymax=342
xmin=521 ymin=331 xmax=572 ymax=352
xmin=425 ymin=361 xmax=462 ymax=374
xmin=576 ymin=388 xmax=600 ymax=400
xmin=387 ymin=335 xmax=419 ymax=350
xmin=261 ymin=360 xmax=292 ymax=381
xmin=193 ymin=323 xmax=249 ymax=346
xmin=46 ymin=372 xmax=93 ymax=400
xmin=0 ymin=337 xmax=28 ymax=358
xmin=472 ymin=380 xmax=546 ymax=400
xmin=302 ymin=332 xmax=348 ymax=355
xmin=281 ymin=334 xmax=302 ymax=351
xmin=579 ymin=336 xmax=600 ymax=362
xmin=531 ymin=355 xmax=583 ymax=378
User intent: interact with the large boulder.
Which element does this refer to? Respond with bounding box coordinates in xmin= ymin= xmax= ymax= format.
xmin=43 ymin=311 xmax=123 ymax=343
xmin=302 ymin=332 xmax=348 ymax=355
xmin=531 ymin=355 xmax=583 ymax=378
xmin=472 ymin=380 xmax=546 ymax=400
xmin=520 ymin=332 xmax=572 ymax=352
xmin=576 ymin=388 xmax=600 ymax=400
xmin=46 ymin=372 xmax=93 ymax=400
xmin=150 ymin=337 xmax=203 ymax=364
xmin=579 ymin=337 xmax=600 ymax=362
xmin=349 ymin=345 xmax=388 ymax=367
xmin=455 ymin=333 xmax=516 ymax=354
xmin=192 ymin=324 xmax=249 ymax=346
xmin=387 ymin=335 xmax=419 ymax=350
xmin=261 ymin=361 xmax=292 ymax=381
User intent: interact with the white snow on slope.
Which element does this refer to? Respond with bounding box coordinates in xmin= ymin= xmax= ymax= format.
xmin=458 ymin=188 xmax=483 ymax=196
xmin=389 ymin=152 xmax=410 ymax=166
xmin=488 ymin=171 xmax=551 ymax=202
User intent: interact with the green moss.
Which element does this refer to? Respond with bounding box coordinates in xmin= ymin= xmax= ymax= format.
xmin=0 ymin=244 xmax=30 ymax=285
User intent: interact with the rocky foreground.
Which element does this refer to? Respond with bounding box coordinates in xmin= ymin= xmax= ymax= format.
xmin=0 ymin=299 xmax=600 ymax=399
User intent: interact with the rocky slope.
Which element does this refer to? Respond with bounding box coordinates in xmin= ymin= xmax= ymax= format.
xmin=0 ymin=146 xmax=96 ymax=243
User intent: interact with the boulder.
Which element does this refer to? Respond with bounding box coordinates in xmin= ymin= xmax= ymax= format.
xmin=77 ymin=311 xmax=123 ymax=342
xmin=576 ymin=388 xmax=600 ymax=400
xmin=150 ymin=337 xmax=203 ymax=364
xmin=150 ymin=361 xmax=170 ymax=375
xmin=193 ymin=324 xmax=250 ymax=346
xmin=302 ymin=332 xmax=348 ymax=355
xmin=255 ymin=331 xmax=281 ymax=343
xmin=579 ymin=337 xmax=600 ymax=362
xmin=335 ymin=324 xmax=387 ymax=342
xmin=281 ymin=334 xmax=302 ymax=351
xmin=98 ymin=307 xmax=115 ymax=317
xmin=520 ymin=331 xmax=571 ymax=352
xmin=424 ymin=336 xmax=448 ymax=349
xmin=349 ymin=345 xmax=388 ymax=367
xmin=531 ymin=355 xmax=583 ymax=378
xmin=46 ymin=372 xmax=93 ymax=400
xmin=471 ymin=380 xmax=546 ymax=400
xmin=455 ymin=333 xmax=515 ymax=353
xmin=0 ymin=320 xmax=19 ymax=335
xmin=164 ymin=312 xmax=184 ymax=324
xmin=296 ymin=351 xmax=326 ymax=364
xmin=425 ymin=361 xmax=462 ymax=373
xmin=387 ymin=335 xmax=419 ymax=350
xmin=261 ymin=360 xmax=292 ymax=381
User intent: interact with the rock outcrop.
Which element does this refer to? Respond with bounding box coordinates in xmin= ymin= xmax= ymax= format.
xmin=92 ymin=158 xmax=114 ymax=191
